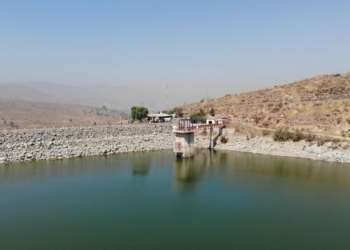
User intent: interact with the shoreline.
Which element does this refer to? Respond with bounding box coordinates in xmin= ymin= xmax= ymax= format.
xmin=1 ymin=125 xmax=350 ymax=165
xmin=196 ymin=133 xmax=350 ymax=164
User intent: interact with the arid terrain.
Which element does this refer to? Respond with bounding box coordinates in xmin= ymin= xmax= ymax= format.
xmin=181 ymin=72 xmax=350 ymax=137
xmin=0 ymin=99 xmax=127 ymax=129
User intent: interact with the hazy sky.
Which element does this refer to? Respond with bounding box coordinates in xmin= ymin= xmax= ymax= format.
xmin=1 ymin=0 xmax=350 ymax=109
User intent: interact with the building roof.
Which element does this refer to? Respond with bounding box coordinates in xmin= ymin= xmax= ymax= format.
xmin=147 ymin=113 xmax=172 ymax=118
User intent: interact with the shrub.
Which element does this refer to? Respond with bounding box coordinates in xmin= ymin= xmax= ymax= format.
xmin=317 ymin=139 xmax=325 ymax=146
xmin=220 ymin=135 xmax=228 ymax=144
xmin=190 ymin=109 xmax=206 ymax=123
xmin=262 ymin=130 xmax=270 ymax=136
xmin=332 ymin=138 xmax=340 ymax=143
xmin=209 ymin=108 xmax=215 ymax=117
xmin=201 ymin=129 xmax=207 ymax=136
xmin=168 ymin=107 xmax=184 ymax=118
xmin=292 ymin=129 xmax=303 ymax=142
xmin=273 ymin=128 xmax=292 ymax=142
xmin=304 ymin=133 xmax=315 ymax=142
xmin=262 ymin=121 xmax=269 ymax=128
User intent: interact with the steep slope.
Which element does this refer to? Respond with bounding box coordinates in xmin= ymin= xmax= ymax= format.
xmin=181 ymin=72 xmax=350 ymax=136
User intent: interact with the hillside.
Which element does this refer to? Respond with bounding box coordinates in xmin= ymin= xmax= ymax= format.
xmin=0 ymin=99 xmax=127 ymax=129
xmin=0 ymin=82 xmax=165 ymax=114
xmin=180 ymin=72 xmax=350 ymax=136
xmin=0 ymin=82 xmax=140 ymax=114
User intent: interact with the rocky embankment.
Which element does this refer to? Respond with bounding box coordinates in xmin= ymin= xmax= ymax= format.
xmin=196 ymin=130 xmax=350 ymax=163
xmin=2 ymin=125 xmax=350 ymax=164
xmin=0 ymin=124 xmax=173 ymax=164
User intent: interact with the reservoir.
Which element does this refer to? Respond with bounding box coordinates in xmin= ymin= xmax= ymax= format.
xmin=1 ymin=150 xmax=350 ymax=250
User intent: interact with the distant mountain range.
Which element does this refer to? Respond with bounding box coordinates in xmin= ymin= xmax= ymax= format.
xmin=0 ymin=99 xmax=127 ymax=130
xmin=0 ymin=82 xmax=144 ymax=114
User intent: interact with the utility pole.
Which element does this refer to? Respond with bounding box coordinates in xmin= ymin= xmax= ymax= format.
xmin=166 ymin=83 xmax=169 ymax=114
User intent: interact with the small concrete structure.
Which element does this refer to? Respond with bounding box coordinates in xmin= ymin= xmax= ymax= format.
xmin=206 ymin=117 xmax=229 ymax=125
xmin=173 ymin=119 xmax=195 ymax=157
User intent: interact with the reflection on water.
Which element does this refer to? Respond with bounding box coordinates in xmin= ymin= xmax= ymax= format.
xmin=174 ymin=157 xmax=204 ymax=183
xmin=1 ymin=150 xmax=350 ymax=186
xmin=1 ymin=150 xmax=350 ymax=250
xmin=132 ymin=152 xmax=151 ymax=176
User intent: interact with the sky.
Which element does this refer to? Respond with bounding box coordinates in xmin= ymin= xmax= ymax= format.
xmin=1 ymin=0 xmax=350 ymax=110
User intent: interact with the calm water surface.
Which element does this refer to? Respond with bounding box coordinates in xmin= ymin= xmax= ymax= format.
xmin=1 ymin=150 xmax=350 ymax=250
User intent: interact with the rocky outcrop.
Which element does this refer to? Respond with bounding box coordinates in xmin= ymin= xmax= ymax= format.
xmin=0 ymin=124 xmax=173 ymax=164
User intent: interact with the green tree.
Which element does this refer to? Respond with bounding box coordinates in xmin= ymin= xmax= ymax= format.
xmin=131 ymin=106 xmax=149 ymax=121
xmin=169 ymin=107 xmax=184 ymax=118
xmin=209 ymin=108 xmax=215 ymax=117
xmin=190 ymin=109 xmax=206 ymax=123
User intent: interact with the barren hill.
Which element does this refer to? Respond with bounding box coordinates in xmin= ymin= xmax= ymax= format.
xmin=0 ymin=99 xmax=127 ymax=130
xmin=0 ymin=82 xmax=139 ymax=114
xmin=181 ymin=72 xmax=350 ymax=136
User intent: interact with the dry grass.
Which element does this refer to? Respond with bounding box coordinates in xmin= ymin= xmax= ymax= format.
xmin=179 ymin=72 xmax=350 ymax=136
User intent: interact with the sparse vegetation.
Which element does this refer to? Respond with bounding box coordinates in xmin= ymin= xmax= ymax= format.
xmin=200 ymin=129 xmax=208 ymax=136
xmin=220 ymin=135 xmax=228 ymax=144
xmin=262 ymin=121 xmax=269 ymax=128
xmin=292 ymin=129 xmax=303 ymax=142
xmin=304 ymin=133 xmax=316 ymax=142
xmin=168 ymin=107 xmax=184 ymax=118
xmin=190 ymin=109 xmax=206 ymax=123
xmin=262 ymin=130 xmax=270 ymax=136
xmin=209 ymin=108 xmax=215 ymax=117
xmin=273 ymin=128 xmax=303 ymax=142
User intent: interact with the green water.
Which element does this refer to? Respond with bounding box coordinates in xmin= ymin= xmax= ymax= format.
xmin=1 ymin=150 xmax=350 ymax=250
